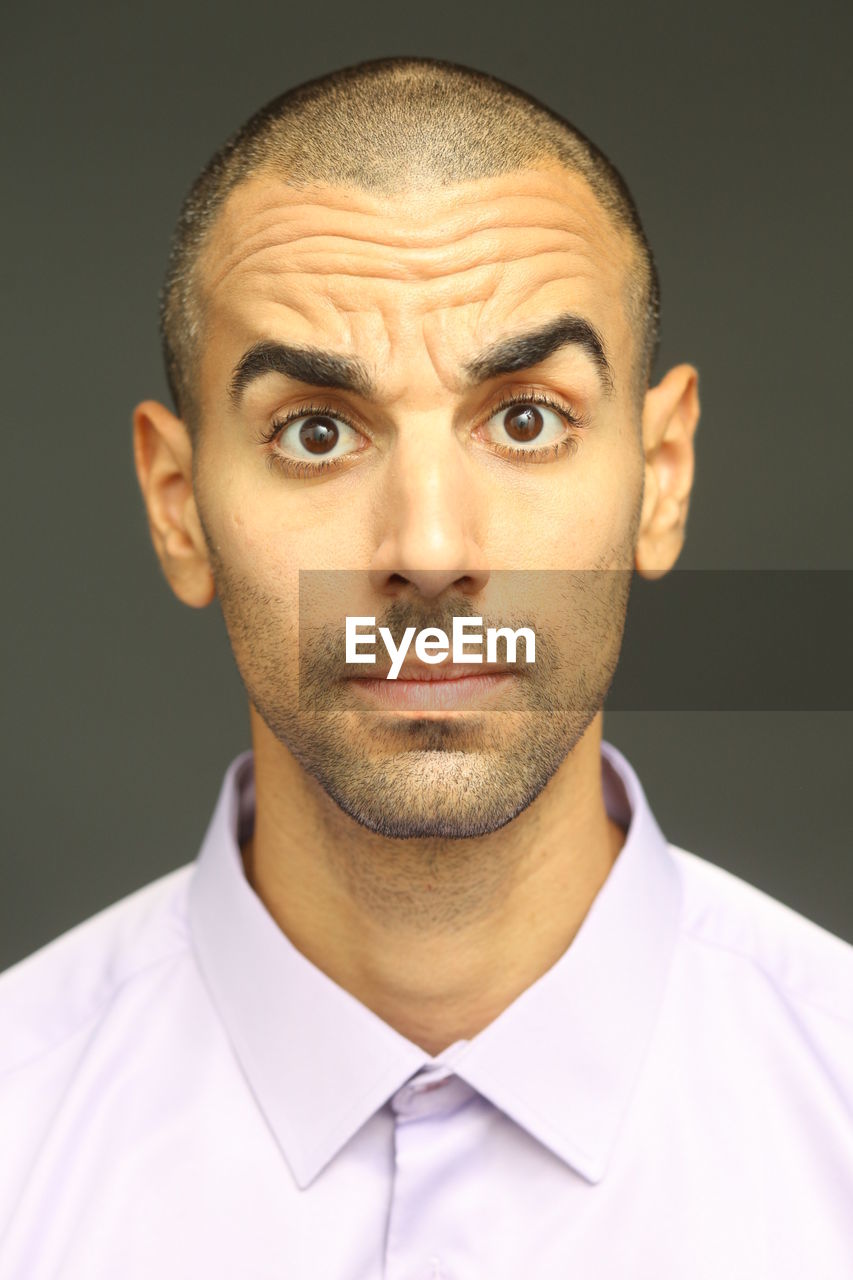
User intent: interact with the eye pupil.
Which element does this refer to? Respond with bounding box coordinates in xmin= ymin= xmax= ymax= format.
xmin=504 ymin=404 xmax=544 ymax=442
xmin=299 ymin=416 xmax=339 ymax=454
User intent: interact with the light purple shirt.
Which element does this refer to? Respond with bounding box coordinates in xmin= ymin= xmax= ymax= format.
xmin=2 ymin=741 xmax=852 ymax=1278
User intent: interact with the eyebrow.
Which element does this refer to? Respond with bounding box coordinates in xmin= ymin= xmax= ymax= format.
xmin=227 ymin=310 xmax=614 ymax=408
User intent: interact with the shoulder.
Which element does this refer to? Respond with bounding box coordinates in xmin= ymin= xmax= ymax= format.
xmin=669 ymin=843 xmax=853 ymax=1073
xmin=0 ymin=865 xmax=195 ymax=1077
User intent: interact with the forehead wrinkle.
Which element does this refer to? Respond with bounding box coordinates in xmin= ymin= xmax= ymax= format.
xmin=218 ymin=197 xmax=597 ymax=247
xmin=199 ymin=164 xmax=635 ymax=410
xmin=203 ymin=232 xmax=607 ymax=309
xmin=213 ymin=167 xmax=609 ymax=243
xmin=242 ymin=273 xmax=611 ymax=409
xmin=207 ymin=249 xmax=620 ymax=407
xmin=211 ymin=263 xmax=608 ymax=389
xmin=201 ymin=172 xmax=621 ymax=300
xmin=418 ymin=272 xmax=611 ymax=395
xmin=245 ymin=206 xmax=603 ymax=249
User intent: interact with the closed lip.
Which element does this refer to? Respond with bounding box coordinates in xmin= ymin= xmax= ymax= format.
xmin=349 ymin=663 xmax=515 ymax=682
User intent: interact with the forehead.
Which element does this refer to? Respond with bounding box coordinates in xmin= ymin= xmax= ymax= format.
xmin=196 ymin=163 xmax=637 ymax=402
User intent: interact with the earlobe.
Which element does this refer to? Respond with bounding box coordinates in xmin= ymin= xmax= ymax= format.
xmin=635 ymin=364 xmax=700 ymax=581
xmin=132 ymin=400 xmax=216 ymax=608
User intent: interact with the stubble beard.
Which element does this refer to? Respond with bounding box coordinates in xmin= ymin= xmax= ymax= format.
xmin=210 ymin=560 xmax=636 ymax=842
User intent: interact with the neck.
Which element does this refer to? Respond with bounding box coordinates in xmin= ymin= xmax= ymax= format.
xmin=241 ymin=710 xmax=625 ymax=1057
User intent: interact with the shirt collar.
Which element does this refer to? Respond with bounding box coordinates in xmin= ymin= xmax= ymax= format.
xmin=188 ymin=740 xmax=681 ymax=1189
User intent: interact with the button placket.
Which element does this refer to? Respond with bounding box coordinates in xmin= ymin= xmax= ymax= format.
xmin=383 ymin=1070 xmax=477 ymax=1280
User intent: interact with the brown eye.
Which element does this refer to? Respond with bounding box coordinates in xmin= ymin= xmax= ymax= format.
xmin=298 ymin=417 xmax=340 ymax=454
xmin=482 ymin=398 xmax=572 ymax=455
xmin=267 ymin=408 xmax=362 ymax=473
xmin=503 ymin=405 xmax=544 ymax=442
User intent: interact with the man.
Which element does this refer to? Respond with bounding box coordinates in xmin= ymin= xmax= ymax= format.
xmin=1 ymin=56 xmax=851 ymax=1279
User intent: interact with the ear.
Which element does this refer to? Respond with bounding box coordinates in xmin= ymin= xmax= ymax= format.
xmin=132 ymin=400 xmax=216 ymax=608
xmin=635 ymin=363 xmax=700 ymax=580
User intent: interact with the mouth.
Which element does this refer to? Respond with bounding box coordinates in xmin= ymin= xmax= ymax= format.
xmin=345 ymin=663 xmax=517 ymax=712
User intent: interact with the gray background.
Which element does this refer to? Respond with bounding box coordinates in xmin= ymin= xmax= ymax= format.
xmin=2 ymin=0 xmax=851 ymax=970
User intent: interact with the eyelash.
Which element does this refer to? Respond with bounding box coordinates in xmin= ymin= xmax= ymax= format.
xmin=257 ymin=390 xmax=585 ymax=479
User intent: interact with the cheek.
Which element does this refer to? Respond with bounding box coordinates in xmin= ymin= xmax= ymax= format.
xmin=522 ymin=445 xmax=643 ymax=569
xmin=192 ymin=488 xmax=296 ymax=641
xmin=205 ymin=470 xmax=309 ymax=597
xmin=208 ymin=478 xmax=378 ymax=652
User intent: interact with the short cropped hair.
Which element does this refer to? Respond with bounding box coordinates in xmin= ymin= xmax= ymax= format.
xmin=159 ymin=56 xmax=661 ymax=436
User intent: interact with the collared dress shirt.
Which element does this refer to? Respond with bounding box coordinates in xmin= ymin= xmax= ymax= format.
xmin=1 ymin=740 xmax=852 ymax=1279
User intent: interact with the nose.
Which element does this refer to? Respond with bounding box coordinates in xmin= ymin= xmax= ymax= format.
xmin=368 ymin=425 xmax=490 ymax=601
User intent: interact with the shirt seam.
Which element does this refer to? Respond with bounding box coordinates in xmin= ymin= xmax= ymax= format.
xmin=0 ymin=942 xmax=191 ymax=1079
xmin=678 ymin=924 xmax=853 ymax=1030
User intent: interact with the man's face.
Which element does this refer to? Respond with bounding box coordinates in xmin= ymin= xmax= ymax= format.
xmin=189 ymin=163 xmax=646 ymax=839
